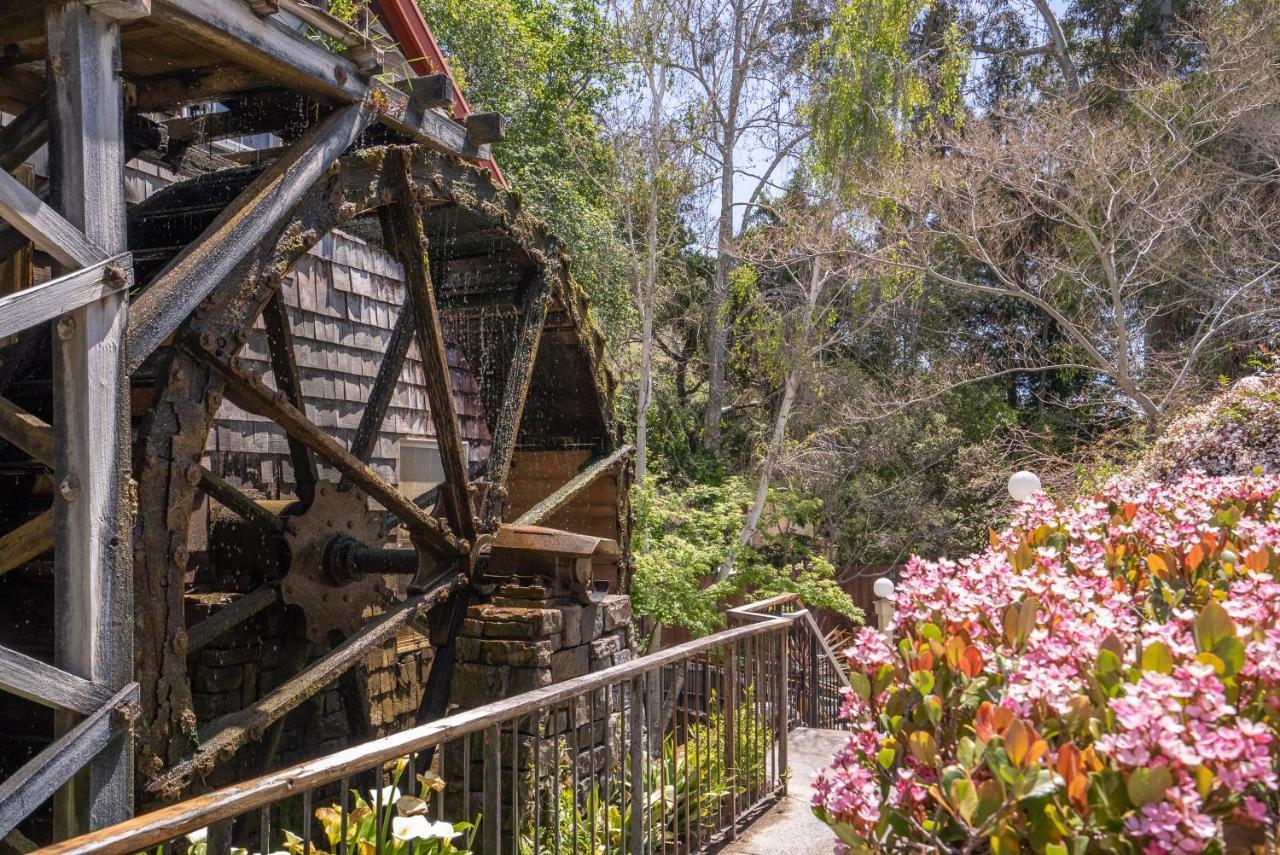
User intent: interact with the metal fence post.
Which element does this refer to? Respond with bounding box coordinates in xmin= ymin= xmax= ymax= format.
xmin=777 ymin=628 xmax=789 ymax=796
xmin=724 ymin=640 xmax=737 ymax=839
xmin=482 ymin=726 xmax=501 ymax=855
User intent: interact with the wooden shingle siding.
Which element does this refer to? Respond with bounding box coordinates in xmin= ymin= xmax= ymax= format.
xmin=198 ymin=219 xmax=491 ymax=501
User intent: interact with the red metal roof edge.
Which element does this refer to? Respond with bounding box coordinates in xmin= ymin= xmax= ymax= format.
xmin=372 ymin=0 xmax=508 ymax=188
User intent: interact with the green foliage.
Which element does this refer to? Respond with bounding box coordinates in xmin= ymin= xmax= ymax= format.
xmin=631 ymin=475 xmax=861 ymax=637
xmin=519 ymin=693 xmax=775 ymax=854
xmin=416 ymin=0 xmax=634 ymax=343
xmin=809 ymin=0 xmax=967 ymax=180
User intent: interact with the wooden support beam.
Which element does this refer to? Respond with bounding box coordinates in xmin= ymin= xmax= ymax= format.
xmin=0 ymin=683 xmax=138 ymax=841
xmin=481 ymin=274 xmax=550 ymax=529
xmin=125 ymin=104 xmax=373 ymax=373
xmin=146 ymin=576 xmax=462 ymax=798
xmin=45 ymin=0 xmax=134 ymax=831
xmin=195 ymin=346 xmax=462 ymax=558
xmin=0 ymin=100 xmax=49 ymax=174
xmin=196 ymin=466 xmax=285 ymax=534
xmin=260 ymin=292 xmax=317 ymax=505
xmin=186 ymin=586 xmax=280 ymax=655
xmin=0 ymin=167 xmax=104 ymax=268
xmin=0 ymin=643 xmax=116 ymax=715
xmin=148 ymin=0 xmax=488 ymax=160
xmin=0 ymin=253 xmax=131 ymax=339
xmin=513 ymin=445 xmax=632 ymax=527
xmin=0 ymin=396 xmax=55 ymax=466
xmin=0 ymin=511 xmax=54 ymax=575
xmin=82 ymin=0 xmax=151 ymax=21
xmin=384 ymin=158 xmax=476 ymax=545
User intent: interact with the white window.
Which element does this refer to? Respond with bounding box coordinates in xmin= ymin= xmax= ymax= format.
xmin=397 ymin=438 xmax=466 ymax=501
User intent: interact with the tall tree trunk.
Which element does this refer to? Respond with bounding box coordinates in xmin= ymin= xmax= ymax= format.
xmin=704 ymin=146 xmax=735 ymax=450
xmin=636 ymin=61 xmax=665 ymax=480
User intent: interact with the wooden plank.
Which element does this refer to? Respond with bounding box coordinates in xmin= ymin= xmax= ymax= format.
xmin=383 ymin=157 xmax=475 ymax=544
xmin=148 ymin=0 xmax=487 ymax=160
xmin=126 ymin=104 xmax=374 ymax=373
xmin=0 ymin=253 xmax=131 ymax=339
xmin=0 ymin=683 xmax=138 ymax=841
xmin=480 ymin=274 xmax=549 ymax=528
xmin=0 ymin=510 xmax=54 ymax=575
xmin=0 ymin=396 xmax=55 ymax=466
xmin=0 ymin=167 xmax=104 ymax=269
xmin=45 ymin=0 xmax=134 ymax=832
xmin=186 ymin=586 xmax=279 ymax=654
xmin=261 ymin=292 xmax=317 ymax=504
xmin=196 ymin=346 xmax=461 ymax=558
xmin=513 ymin=445 xmax=632 ymax=527
xmin=0 ymin=642 xmax=115 ymax=715
xmin=146 ymin=576 xmax=463 ymax=798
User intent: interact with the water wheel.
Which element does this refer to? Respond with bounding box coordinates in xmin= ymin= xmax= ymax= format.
xmin=0 ymin=142 xmax=628 ymax=802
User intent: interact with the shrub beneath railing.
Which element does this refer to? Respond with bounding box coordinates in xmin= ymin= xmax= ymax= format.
xmin=520 ymin=690 xmax=776 ymax=854
xmin=813 ymin=472 xmax=1280 ymax=853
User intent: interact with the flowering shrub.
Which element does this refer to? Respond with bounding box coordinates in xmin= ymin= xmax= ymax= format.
xmin=813 ymin=472 xmax=1280 ymax=853
xmin=1135 ymin=372 xmax=1280 ymax=483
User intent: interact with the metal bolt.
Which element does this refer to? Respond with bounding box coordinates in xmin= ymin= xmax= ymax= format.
xmin=59 ymin=474 xmax=81 ymax=502
xmin=55 ymin=316 xmax=76 ymax=340
xmin=185 ymin=464 xmax=203 ymax=487
xmin=104 ymin=264 xmax=126 ymax=285
xmin=198 ymin=331 xmax=217 ymax=351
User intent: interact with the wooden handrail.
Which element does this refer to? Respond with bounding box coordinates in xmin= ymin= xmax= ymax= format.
xmin=39 ymin=618 xmax=785 ymax=855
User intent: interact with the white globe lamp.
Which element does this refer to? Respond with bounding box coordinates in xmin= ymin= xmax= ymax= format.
xmin=1008 ymin=470 xmax=1042 ymax=502
xmin=872 ymin=577 xmax=895 ymax=600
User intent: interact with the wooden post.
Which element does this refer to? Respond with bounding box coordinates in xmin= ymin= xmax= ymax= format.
xmin=45 ymin=0 xmax=133 ymax=834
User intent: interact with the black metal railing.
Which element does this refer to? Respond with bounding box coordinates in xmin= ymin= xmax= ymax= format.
xmin=38 ymin=595 xmax=851 ymax=855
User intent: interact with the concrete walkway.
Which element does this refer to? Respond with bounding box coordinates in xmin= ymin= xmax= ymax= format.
xmin=717 ymin=727 xmax=847 ymax=855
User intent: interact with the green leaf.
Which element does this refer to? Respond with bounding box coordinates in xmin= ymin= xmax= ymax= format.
xmin=1193 ymin=599 xmax=1235 ymax=653
xmin=849 ymin=671 xmax=872 ymax=701
xmin=910 ymin=669 xmax=935 ymax=695
xmin=1126 ymin=765 xmax=1173 ymax=807
xmin=920 ymin=622 xmax=943 ymax=641
xmin=1141 ymin=642 xmax=1172 ymax=674
xmin=1213 ymin=637 xmax=1245 ymax=677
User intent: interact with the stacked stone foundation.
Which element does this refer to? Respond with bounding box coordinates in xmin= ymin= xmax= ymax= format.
xmin=444 ymin=585 xmax=636 ymax=839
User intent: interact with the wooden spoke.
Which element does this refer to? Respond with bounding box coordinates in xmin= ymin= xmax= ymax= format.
xmin=126 ymin=103 xmax=376 ymax=373
xmin=146 ymin=573 xmax=463 ymax=797
xmin=514 ymin=445 xmax=632 ymax=527
xmin=185 ymin=586 xmax=281 ymax=655
xmin=0 ymin=510 xmax=54 ymax=576
xmin=480 ymin=273 xmax=551 ymax=529
xmin=347 ymin=214 xmax=418 ymax=466
xmin=261 ymin=292 xmax=318 ymax=505
xmin=196 ymin=466 xmax=286 ymax=535
xmin=383 ymin=159 xmax=476 ymax=544
xmin=0 ymin=99 xmax=48 ymax=174
xmin=194 ymin=344 xmax=461 ymax=558
xmin=0 ymin=253 xmax=131 ymax=340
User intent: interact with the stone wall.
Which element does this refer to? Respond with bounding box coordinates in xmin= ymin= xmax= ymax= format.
xmin=445 ymin=586 xmax=636 ymax=837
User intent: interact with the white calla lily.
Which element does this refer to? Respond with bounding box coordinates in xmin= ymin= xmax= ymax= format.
xmin=391 ymin=815 xmax=455 ymax=841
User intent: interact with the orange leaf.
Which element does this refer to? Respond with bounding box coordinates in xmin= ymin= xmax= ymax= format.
xmin=1004 ymin=719 xmax=1032 ymax=768
xmin=1186 ymin=544 xmax=1205 ymax=571
xmin=1123 ymin=502 xmax=1137 ymax=520
xmin=975 ymin=702 xmax=996 ymax=742
xmin=989 ymin=528 xmax=1001 ymax=548
xmin=1056 ymin=744 xmax=1081 ymax=780
xmin=1246 ymin=548 xmax=1271 ymax=572
xmin=959 ymin=645 xmax=984 ymax=678
xmin=945 ymin=636 xmax=966 ymax=670
xmin=1146 ymin=553 xmax=1170 ymax=578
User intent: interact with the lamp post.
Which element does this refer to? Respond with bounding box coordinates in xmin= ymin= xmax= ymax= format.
xmin=1008 ymin=470 xmax=1042 ymax=502
xmin=872 ymin=576 xmax=895 ymax=636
